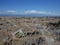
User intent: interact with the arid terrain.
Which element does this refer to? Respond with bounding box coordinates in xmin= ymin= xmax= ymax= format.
xmin=0 ymin=16 xmax=60 ymax=45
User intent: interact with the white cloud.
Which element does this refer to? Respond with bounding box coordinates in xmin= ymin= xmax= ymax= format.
xmin=0 ymin=10 xmax=17 ymax=14
xmin=6 ymin=10 xmax=16 ymax=14
xmin=24 ymin=10 xmax=45 ymax=14
xmin=20 ymin=10 xmax=60 ymax=15
xmin=21 ymin=10 xmax=53 ymax=15
xmin=0 ymin=10 xmax=60 ymax=15
xmin=7 ymin=10 xmax=16 ymax=13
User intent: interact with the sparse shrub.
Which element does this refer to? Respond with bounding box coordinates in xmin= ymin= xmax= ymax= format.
xmin=56 ymin=36 xmax=60 ymax=41
xmin=32 ymin=43 xmax=35 ymax=45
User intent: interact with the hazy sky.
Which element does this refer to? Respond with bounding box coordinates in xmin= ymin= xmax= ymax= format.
xmin=0 ymin=0 xmax=60 ymax=16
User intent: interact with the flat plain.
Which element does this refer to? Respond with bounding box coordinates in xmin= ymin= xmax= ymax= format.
xmin=0 ymin=16 xmax=60 ymax=45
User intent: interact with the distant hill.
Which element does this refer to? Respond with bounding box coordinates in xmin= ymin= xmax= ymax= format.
xmin=0 ymin=14 xmax=60 ymax=18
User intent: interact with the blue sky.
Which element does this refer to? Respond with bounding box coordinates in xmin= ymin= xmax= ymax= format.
xmin=0 ymin=0 xmax=60 ymax=16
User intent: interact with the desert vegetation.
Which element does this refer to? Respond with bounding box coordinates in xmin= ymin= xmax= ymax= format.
xmin=0 ymin=16 xmax=60 ymax=45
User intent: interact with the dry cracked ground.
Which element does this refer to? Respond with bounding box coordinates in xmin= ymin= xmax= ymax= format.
xmin=0 ymin=16 xmax=60 ymax=45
